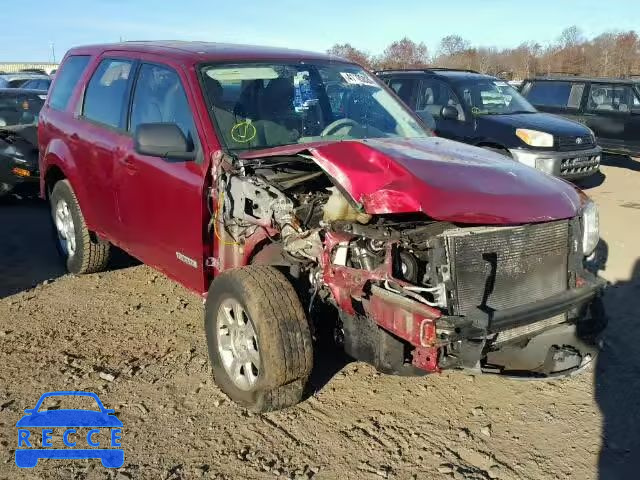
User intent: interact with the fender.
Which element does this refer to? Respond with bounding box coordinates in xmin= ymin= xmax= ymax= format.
xmin=42 ymin=139 xmax=99 ymax=231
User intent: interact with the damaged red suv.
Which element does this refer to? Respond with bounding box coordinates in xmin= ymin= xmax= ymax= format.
xmin=39 ymin=42 xmax=606 ymax=411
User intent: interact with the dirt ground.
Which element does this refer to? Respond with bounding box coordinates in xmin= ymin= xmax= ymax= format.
xmin=1 ymin=155 xmax=639 ymax=480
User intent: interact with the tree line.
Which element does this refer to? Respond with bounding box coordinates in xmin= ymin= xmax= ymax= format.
xmin=327 ymin=26 xmax=640 ymax=80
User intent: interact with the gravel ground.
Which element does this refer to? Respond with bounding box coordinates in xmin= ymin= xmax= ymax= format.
xmin=1 ymin=156 xmax=639 ymax=480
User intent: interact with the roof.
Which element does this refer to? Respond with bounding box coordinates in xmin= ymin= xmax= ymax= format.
xmin=66 ymin=41 xmax=347 ymax=65
xmin=528 ymin=76 xmax=640 ymax=84
xmin=376 ymin=68 xmax=495 ymax=80
xmin=0 ymin=88 xmax=47 ymax=95
xmin=0 ymin=73 xmax=49 ymax=80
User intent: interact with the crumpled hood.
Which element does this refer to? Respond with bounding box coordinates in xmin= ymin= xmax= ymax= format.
xmin=239 ymin=137 xmax=583 ymax=224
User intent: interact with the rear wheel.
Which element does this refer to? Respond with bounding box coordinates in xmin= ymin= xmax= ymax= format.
xmin=50 ymin=180 xmax=110 ymax=274
xmin=205 ymin=266 xmax=313 ymax=412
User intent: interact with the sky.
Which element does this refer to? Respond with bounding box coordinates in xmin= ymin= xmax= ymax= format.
xmin=2 ymin=0 xmax=639 ymax=62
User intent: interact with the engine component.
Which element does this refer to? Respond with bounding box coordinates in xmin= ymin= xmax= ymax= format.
xmin=323 ymin=187 xmax=371 ymax=224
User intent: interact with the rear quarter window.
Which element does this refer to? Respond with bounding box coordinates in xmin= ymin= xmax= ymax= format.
xmin=49 ymin=55 xmax=91 ymax=111
xmin=522 ymin=81 xmax=585 ymax=109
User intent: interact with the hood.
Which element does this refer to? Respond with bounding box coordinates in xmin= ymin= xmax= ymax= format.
xmin=477 ymin=112 xmax=590 ymax=137
xmin=239 ymin=137 xmax=582 ymax=224
xmin=16 ymin=409 xmax=123 ymax=427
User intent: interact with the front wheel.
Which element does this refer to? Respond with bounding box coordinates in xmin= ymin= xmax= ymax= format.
xmin=205 ymin=266 xmax=313 ymax=412
xmin=49 ymin=179 xmax=110 ymax=274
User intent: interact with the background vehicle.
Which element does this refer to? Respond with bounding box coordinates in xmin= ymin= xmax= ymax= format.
xmin=377 ymin=68 xmax=602 ymax=179
xmin=521 ymin=76 xmax=640 ymax=157
xmin=38 ymin=42 xmax=606 ymax=412
xmin=20 ymin=77 xmax=52 ymax=91
xmin=0 ymin=73 xmax=50 ymax=89
xmin=0 ymin=88 xmax=44 ymax=197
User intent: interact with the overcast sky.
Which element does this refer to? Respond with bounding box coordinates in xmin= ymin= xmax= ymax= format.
xmin=2 ymin=0 xmax=639 ymax=62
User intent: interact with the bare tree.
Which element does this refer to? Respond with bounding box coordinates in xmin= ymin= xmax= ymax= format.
xmin=375 ymin=37 xmax=429 ymax=70
xmin=327 ymin=43 xmax=372 ymax=68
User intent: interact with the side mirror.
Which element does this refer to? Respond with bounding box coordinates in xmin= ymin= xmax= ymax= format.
xmin=441 ymin=105 xmax=460 ymax=121
xmin=134 ymin=123 xmax=194 ymax=160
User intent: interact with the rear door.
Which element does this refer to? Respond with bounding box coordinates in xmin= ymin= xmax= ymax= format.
xmin=115 ymin=59 xmax=208 ymax=293
xmin=583 ymin=82 xmax=640 ymax=154
xmin=72 ymin=57 xmax=136 ymax=239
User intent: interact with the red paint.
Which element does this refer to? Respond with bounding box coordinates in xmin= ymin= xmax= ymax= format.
xmin=241 ymin=137 xmax=583 ymax=225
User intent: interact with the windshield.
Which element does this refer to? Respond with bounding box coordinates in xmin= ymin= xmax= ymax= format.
xmin=0 ymin=92 xmax=44 ymax=127
xmin=454 ymin=79 xmax=537 ymax=115
xmin=200 ymin=62 xmax=430 ymax=151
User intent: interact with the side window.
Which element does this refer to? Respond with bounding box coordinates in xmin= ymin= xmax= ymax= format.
xmin=83 ymin=59 xmax=133 ymax=128
xmin=48 ymin=55 xmax=90 ymax=111
xmin=587 ymin=84 xmax=637 ymax=113
xmin=416 ymin=79 xmax=464 ymax=120
xmin=386 ymin=78 xmax=416 ymax=106
xmin=524 ymin=81 xmax=584 ymax=109
xmin=129 ymin=63 xmax=200 ymax=155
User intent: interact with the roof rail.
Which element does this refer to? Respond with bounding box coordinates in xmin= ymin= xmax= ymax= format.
xmin=375 ymin=67 xmax=479 ymax=75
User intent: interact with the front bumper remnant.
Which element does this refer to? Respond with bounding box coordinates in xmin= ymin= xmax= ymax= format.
xmin=363 ymin=274 xmax=606 ymax=378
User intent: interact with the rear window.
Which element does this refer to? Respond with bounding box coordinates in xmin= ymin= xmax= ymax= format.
xmin=0 ymin=92 xmax=45 ymax=127
xmin=49 ymin=55 xmax=91 ymax=111
xmin=522 ymin=81 xmax=585 ymax=109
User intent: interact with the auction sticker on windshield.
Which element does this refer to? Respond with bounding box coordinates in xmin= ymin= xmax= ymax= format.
xmin=15 ymin=391 xmax=123 ymax=468
xmin=340 ymin=72 xmax=378 ymax=87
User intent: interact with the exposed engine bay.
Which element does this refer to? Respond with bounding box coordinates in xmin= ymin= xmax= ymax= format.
xmin=210 ymin=151 xmax=607 ymax=378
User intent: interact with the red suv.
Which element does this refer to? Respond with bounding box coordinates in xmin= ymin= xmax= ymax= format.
xmin=39 ymin=42 xmax=607 ymax=411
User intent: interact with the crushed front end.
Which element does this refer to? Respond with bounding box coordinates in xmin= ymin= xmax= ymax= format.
xmin=324 ymin=216 xmax=606 ymax=378
xmin=213 ymin=138 xmax=607 ymax=379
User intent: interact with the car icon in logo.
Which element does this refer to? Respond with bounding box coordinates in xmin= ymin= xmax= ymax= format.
xmin=576 ymin=137 xmax=583 ymax=145
xmin=15 ymin=391 xmax=123 ymax=468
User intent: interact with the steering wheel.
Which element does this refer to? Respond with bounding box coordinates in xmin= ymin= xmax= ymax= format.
xmin=320 ymin=118 xmax=359 ymax=137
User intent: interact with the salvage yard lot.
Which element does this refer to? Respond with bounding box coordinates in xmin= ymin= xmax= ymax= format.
xmin=1 ymin=155 xmax=639 ymax=480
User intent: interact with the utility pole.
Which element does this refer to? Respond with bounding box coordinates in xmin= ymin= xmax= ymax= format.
xmin=50 ymin=42 xmax=56 ymax=63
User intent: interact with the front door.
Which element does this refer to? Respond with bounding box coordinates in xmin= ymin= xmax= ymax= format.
xmin=415 ymin=78 xmax=473 ymax=142
xmin=115 ymin=61 xmax=209 ymax=293
xmin=583 ymin=82 xmax=640 ymax=154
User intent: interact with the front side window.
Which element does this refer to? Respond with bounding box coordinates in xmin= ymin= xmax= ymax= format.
xmin=415 ymin=78 xmax=464 ymax=120
xmin=48 ymin=55 xmax=90 ymax=111
xmin=453 ymin=79 xmax=537 ymax=115
xmin=587 ymin=84 xmax=639 ymax=113
xmin=129 ymin=63 xmax=200 ymax=154
xmin=83 ymin=59 xmax=133 ymax=128
xmin=200 ymin=62 xmax=428 ymax=151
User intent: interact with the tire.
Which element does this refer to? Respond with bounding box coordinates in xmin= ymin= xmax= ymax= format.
xmin=50 ymin=179 xmax=110 ymax=274
xmin=205 ymin=265 xmax=313 ymax=412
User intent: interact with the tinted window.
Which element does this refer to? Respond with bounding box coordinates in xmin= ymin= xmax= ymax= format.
xmin=587 ymin=84 xmax=640 ymax=112
xmin=523 ymin=81 xmax=585 ymax=109
xmin=386 ymin=78 xmax=416 ymax=105
xmin=129 ymin=63 xmax=200 ymax=154
xmin=0 ymin=92 xmax=45 ymax=127
xmin=83 ymin=59 xmax=133 ymax=128
xmin=49 ymin=55 xmax=90 ymax=111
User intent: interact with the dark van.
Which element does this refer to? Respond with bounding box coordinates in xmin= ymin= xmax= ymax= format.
xmin=520 ymin=76 xmax=640 ymax=157
xmin=377 ymin=69 xmax=602 ymax=179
